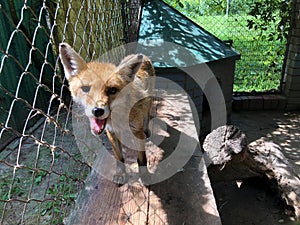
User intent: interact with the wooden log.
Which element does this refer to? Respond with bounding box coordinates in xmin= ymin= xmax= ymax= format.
xmin=202 ymin=125 xmax=247 ymax=166
xmin=247 ymin=141 xmax=300 ymax=219
xmin=203 ymin=125 xmax=300 ymax=219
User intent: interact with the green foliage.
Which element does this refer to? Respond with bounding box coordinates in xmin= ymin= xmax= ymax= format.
xmin=1 ymin=177 xmax=25 ymax=201
xmin=243 ymin=0 xmax=291 ymax=91
xmin=34 ymin=170 xmax=48 ymax=185
xmin=164 ymin=0 xmax=254 ymax=16
xmin=247 ymin=0 xmax=292 ymax=42
xmin=227 ymin=0 xmax=254 ymax=15
xmin=164 ymin=0 xmax=184 ymax=8
xmin=41 ymin=175 xmax=77 ymax=224
xmin=162 ymin=0 xmax=290 ymax=92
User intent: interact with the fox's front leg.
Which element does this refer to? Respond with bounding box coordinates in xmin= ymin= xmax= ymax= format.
xmin=106 ymin=130 xmax=126 ymax=185
xmin=133 ymin=130 xmax=151 ymax=185
xmin=133 ymin=129 xmax=148 ymax=168
xmin=137 ymin=137 xmax=147 ymax=167
xmin=143 ymin=98 xmax=153 ymax=139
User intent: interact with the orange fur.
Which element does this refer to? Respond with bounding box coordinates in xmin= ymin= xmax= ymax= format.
xmin=59 ymin=43 xmax=155 ymax=181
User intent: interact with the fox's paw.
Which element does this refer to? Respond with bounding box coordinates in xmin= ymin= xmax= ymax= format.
xmin=113 ymin=173 xmax=127 ymax=187
xmin=113 ymin=162 xmax=127 ymax=186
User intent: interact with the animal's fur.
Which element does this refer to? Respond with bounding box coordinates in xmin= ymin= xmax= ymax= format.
xmin=59 ymin=43 xmax=155 ymax=183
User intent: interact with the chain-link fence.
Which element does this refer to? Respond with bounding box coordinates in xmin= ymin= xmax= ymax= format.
xmin=0 ymin=0 xmax=135 ymax=224
xmin=164 ymin=0 xmax=290 ymax=92
xmin=1 ymin=0 xmax=291 ymax=224
xmin=196 ymin=15 xmax=286 ymax=92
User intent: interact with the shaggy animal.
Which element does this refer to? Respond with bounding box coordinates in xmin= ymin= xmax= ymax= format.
xmin=59 ymin=43 xmax=155 ymax=184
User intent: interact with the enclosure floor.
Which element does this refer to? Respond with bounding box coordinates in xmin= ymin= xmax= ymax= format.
xmin=232 ymin=110 xmax=300 ymax=176
xmin=213 ymin=110 xmax=300 ymax=225
xmin=66 ymin=89 xmax=221 ymax=225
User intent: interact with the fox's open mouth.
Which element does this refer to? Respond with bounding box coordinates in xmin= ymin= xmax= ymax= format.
xmin=90 ymin=117 xmax=107 ymax=135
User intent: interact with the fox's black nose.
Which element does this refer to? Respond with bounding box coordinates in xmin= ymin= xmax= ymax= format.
xmin=92 ymin=107 xmax=105 ymax=117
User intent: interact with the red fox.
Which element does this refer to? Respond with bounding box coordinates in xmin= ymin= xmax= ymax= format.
xmin=59 ymin=43 xmax=155 ymax=184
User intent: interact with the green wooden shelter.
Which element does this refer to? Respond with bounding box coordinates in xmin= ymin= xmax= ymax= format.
xmin=136 ymin=0 xmax=240 ymax=131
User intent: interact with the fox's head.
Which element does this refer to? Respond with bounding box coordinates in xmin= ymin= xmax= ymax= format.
xmin=59 ymin=43 xmax=144 ymax=135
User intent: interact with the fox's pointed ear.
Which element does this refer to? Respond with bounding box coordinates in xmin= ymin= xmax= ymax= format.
xmin=116 ymin=54 xmax=143 ymax=82
xmin=59 ymin=43 xmax=87 ymax=80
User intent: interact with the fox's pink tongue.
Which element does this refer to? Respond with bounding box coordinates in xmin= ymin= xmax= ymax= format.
xmin=92 ymin=118 xmax=105 ymax=134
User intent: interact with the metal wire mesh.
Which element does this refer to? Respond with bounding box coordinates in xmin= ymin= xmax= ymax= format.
xmin=0 ymin=0 xmax=132 ymax=224
xmin=196 ymin=14 xmax=286 ymax=92
xmin=163 ymin=0 xmax=289 ymax=92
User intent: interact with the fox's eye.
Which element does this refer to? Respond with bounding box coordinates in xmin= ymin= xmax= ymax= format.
xmin=107 ymin=87 xmax=118 ymax=95
xmin=81 ymin=86 xmax=91 ymax=93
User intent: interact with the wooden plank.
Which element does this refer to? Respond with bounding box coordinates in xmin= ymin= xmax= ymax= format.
xmin=118 ymin=183 xmax=149 ymax=224
xmin=147 ymin=90 xmax=221 ymax=225
xmin=66 ymin=89 xmax=221 ymax=225
xmin=66 ymin=169 xmax=149 ymax=225
xmin=148 ymin=156 xmax=222 ymax=225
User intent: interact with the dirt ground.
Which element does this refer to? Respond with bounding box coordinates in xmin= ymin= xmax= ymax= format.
xmin=210 ymin=110 xmax=300 ymax=225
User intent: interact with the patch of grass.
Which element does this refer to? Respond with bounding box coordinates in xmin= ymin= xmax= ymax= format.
xmin=41 ymin=175 xmax=78 ymax=224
